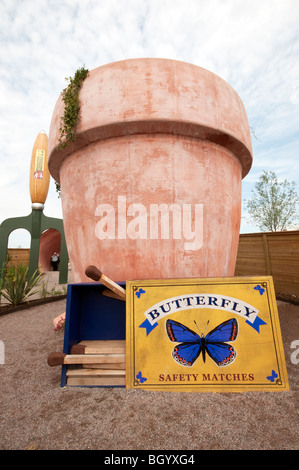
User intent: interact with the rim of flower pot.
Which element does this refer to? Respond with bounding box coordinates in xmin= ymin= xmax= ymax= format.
xmin=48 ymin=58 xmax=253 ymax=184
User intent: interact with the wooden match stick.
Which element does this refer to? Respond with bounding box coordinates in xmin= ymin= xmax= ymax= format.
xmin=67 ymin=369 xmax=125 ymax=377
xmin=102 ymin=288 xmax=125 ymax=301
xmin=67 ymin=377 xmax=125 ymax=386
xmin=47 ymin=352 xmax=125 ymax=367
xmin=70 ymin=340 xmax=125 ymax=355
xmin=47 ymin=352 xmax=66 ymax=367
xmin=85 ymin=265 xmax=126 ymax=301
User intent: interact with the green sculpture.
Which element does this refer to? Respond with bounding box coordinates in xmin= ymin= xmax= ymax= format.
xmin=0 ymin=209 xmax=68 ymax=284
xmin=0 ymin=131 xmax=68 ymax=284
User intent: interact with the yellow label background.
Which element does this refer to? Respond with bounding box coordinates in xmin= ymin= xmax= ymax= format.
xmin=126 ymin=277 xmax=289 ymax=392
xmin=35 ymin=149 xmax=45 ymax=171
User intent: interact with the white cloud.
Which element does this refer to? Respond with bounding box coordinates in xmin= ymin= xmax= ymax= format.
xmin=0 ymin=0 xmax=299 ymax=246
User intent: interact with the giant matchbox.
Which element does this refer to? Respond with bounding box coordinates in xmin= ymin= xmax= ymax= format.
xmin=61 ymin=277 xmax=289 ymax=392
xmin=61 ymin=282 xmax=126 ymax=387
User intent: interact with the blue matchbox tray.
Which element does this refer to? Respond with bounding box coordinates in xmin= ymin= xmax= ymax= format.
xmin=61 ymin=282 xmax=126 ymax=387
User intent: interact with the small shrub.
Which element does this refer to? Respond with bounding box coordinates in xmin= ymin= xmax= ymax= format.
xmin=57 ymin=66 xmax=89 ymax=150
xmin=2 ymin=263 xmax=44 ymax=306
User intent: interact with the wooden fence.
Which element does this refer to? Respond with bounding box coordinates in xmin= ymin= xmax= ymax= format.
xmin=4 ymin=235 xmax=299 ymax=298
xmin=6 ymin=249 xmax=30 ymax=268
xmin=235 ymin=230 xmax=299 ymax=298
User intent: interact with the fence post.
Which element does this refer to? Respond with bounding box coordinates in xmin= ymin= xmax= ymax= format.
xmin=262 ymin=234 xmax=271 ymax=275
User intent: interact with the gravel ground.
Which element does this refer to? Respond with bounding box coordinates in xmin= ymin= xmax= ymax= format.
xmin=0 ymin=297 xmax=298 ymax=451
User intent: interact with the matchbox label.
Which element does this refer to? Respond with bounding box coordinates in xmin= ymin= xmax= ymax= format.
xmin=34 ymin=149 xmax=45 ymax=179
xmin=126 ymin=277 xmax=289 ymax=392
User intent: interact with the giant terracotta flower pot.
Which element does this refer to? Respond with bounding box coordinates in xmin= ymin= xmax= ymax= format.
xmin=48 ymin=59 xmax=252 ymax=283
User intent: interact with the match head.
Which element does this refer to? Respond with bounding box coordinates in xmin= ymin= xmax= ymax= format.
xmin=85 ymin=265 xmax=102 ymax=281
xmin=47 ymin=352 xmax=66 ymax=367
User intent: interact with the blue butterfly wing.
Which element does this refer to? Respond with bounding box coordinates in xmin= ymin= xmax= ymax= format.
xmin=205 ymin=319 xmax=238 ymax=367
xmin=166 ymin=319 xmax=202 ymax=367
xmin=166 ymin=319 xmax=201 ymax=343
xmin=205 ymin=318 xmax=238 ymax=343
xmin=171 ymin=342 xmax=203 ymax=367
xmin=205 ymin=342 xmax=237 ymax=366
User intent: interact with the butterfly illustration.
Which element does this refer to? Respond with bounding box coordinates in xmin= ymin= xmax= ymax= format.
xmin=136 ymin=371 xmax=147 ymax=383
xmin=166 ymin=318 xmax=238 ymax=367
xmin=266 ymin=370 xmax=278 ymax=383
xmin=254 ymin=284 xmax=265 ymax=295
xmin=135 ymin=288 xmax=146 ymax=299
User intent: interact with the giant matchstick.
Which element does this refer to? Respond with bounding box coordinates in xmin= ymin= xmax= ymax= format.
xmin=47 ymin=352 xmax=125 ymax=367
xmin=85 ymin=265 xmax=126 ymax=301
xmin=47 ymin=340 xmax=126 ymax=367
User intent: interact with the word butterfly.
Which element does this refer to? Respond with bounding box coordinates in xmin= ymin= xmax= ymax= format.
xmin=166 ymin=318 xmax=238 ymax=367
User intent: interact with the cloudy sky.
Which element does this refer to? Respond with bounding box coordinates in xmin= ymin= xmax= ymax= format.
xmin=1 ymin=0 xmax=298 ymax=247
